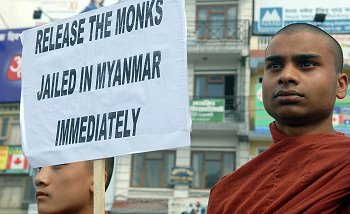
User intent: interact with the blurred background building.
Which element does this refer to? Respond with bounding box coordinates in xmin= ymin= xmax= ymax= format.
xmin=1 ymin=0 xmax=350 ymax=213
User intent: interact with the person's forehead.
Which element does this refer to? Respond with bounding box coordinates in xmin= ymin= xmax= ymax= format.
xmin=65 ymin=161 xmax=91 ymax=171
xmin=266 ymin=32 xmax=331 ymax=56
xmin=276 ymin=31 xmax=325 ymax=41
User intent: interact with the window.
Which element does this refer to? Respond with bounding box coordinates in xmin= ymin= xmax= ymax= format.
xmin=131 ymin=151 xmax=176 ymax=188
xmin=191 ymin=151 xmax=235 ymax=189
xmin=195 ymin=75 xmax=235 ymax=110
xmin=0 ymin=115 xmax=20 ymax=146
xmin=0 ymin=176 xmax=26 ymax=209
xmin=196 ymin=4 xmax=238 ymax=39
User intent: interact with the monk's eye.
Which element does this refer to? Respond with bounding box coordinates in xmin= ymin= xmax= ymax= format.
xmin=265 ymin=62 xmax=283 ymax=72
xmin=52 ymin=164 xmax=67 ymax=169
xmin=300 ymin=61 xmax=318 ymax=68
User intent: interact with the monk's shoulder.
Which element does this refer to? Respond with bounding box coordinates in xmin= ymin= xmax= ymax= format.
xmin=314 ymin=134 xmax=350 ymax=154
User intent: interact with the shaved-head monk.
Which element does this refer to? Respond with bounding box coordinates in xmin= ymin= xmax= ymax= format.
xmin=207 ymin=23 xmax=350 ymax=213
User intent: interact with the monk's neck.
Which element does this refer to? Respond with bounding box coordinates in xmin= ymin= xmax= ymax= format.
xmin=275 ymin=120 xmax=336 ymax=137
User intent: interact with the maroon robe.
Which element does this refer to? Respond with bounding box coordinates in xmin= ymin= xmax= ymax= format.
xmin=207 ymin=123 xmax=350 ymax=213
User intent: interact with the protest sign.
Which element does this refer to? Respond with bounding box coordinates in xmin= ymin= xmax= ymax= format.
xmin=20 ymin=0 xmax=190 ymax=167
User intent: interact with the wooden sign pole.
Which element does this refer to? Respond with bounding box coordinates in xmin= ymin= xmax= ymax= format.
xmin=94 ymin=159 xmax=106 ymax=214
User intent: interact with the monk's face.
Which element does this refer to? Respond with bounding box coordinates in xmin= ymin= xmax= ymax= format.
xmin=35 ymin=162 xmax=94 ymax=214
xmin=263 ymin=31 xmax=345 ymax=127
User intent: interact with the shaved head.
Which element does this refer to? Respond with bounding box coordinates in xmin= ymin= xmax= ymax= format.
xmin=269 ymin=23 xmax=344 ymax=73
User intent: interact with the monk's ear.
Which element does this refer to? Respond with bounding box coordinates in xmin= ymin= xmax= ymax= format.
xmin=89 ymin=177 xmax=94 ymax=193
xmin=103 ymin=171 xmax=107 ymax=190
xmin=336 ymin=73 xmax=348 ymax=99
xmin=89 ymin=171 xmax=107 ymax=192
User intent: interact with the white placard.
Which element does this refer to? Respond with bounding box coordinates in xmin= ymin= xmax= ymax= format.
xmin=20 ymin=0 xmax=190 ymax=167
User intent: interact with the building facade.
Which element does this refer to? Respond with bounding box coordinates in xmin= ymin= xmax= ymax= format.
xmin=0 ymin=104 xmax=34 ymax=213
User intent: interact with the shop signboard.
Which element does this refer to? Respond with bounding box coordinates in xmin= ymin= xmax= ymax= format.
xmin=333 ymin=88 xmax=350 ymax=134
xmin=190 ymin=99 xmax=225 ymax=122
xmin=0 ymin=28 xmax=28 ymax=103
xmin=170 ymin=166 xmax=194 ymax=186
xmin=254 ymin=83 xmax=273 ymax=134
xmin=253 ymin=0 xmax=350 ymax=35
xmin=333 ymin=35 xmax=350 ymax=67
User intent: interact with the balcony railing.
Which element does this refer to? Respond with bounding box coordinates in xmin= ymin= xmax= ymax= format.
xmin=0 ymin=103 xmax=20 ymax=112
xmin=187 ymin=19 xmax=250 ymax=54
xmin=190 ymin=95 xmax=245 ymax=130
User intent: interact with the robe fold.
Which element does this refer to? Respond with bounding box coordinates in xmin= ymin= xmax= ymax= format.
xmin=207 ymin=122 xmax=350 ymax=214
